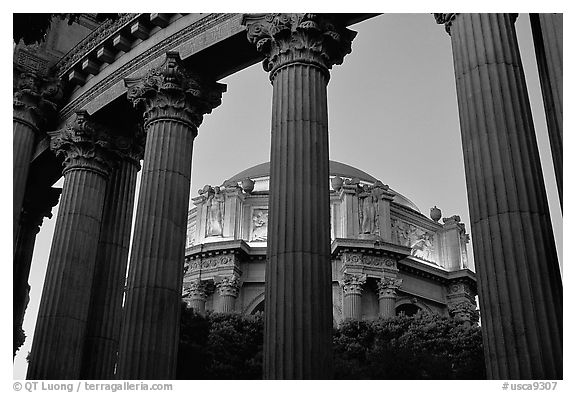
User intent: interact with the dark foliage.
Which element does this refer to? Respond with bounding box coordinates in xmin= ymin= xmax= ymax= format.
xmin=177 ymin=306 xmax=484 ymax=380
xmin=333 ymin=313 xmax=486 ymax=379
xmin=177 ymin=304 xmax=263 ymax=379
xmin=13 ymin=14 xmax=119 ymax=45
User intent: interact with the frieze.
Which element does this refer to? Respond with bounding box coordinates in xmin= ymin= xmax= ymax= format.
xmin=341 ymin=252 xmax=397 ymax=270
xmin=59 ymin=14 xmax=238 ymax=122
xmin=188 ymin=254 xmax=238 ymax=272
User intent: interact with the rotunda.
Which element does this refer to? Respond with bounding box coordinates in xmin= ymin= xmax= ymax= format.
xmin=182 ymin=160 xmax=477 ymax=323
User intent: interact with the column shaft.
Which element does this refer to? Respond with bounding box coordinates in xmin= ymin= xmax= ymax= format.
xmin=378 ymin=296 xmax=396 ymax=318
xmin=447 ymin=13 xmax=562 ymax=379
xmin=82 ymin=159 xmax=138 ymax=379
xmin=219 ymin=295 xmax=236 ymax=313
xmin=265 ymin=63 xmax=333 ymax=379
xmin=530 ymin=13 xmax=562 ymax=207
xmin=13 ymin=188 xmax=60 ymax=358
xmin=117 ymin=120 xmax=193 ymax=379
xmin=343 ymin=293 xmax=362 ymax=320
xmin=27 ymin=168 xmax=109 ymax=379
xmin=13 ymin=120 xmax=36 ymax=246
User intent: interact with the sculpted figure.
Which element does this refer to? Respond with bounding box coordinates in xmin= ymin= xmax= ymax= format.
xmin=251 ymin=209 xmax=268 ymax=241
xmin=359 ymin=185 xmax=377 ymax=234
xmin=411 ymin=232 xmax=434 ymax=260
xmin=206 ymin=186 xmax=224 ymax=236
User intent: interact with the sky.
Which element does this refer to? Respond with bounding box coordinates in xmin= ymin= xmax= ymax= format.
xmin=9 ymin=11 xmax=565 ymax=381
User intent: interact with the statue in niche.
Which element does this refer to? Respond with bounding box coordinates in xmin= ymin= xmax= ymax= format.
xmin=251 ymin=209 xmax=268 ymax=241
xmin=206 ymin=186 xmax=224 ymax=237
xmin=411 ymin=232 xmax=434 ymax=261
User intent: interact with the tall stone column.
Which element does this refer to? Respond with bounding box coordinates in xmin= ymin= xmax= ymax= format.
xmin=435 ymin=13 xmax=563 ymax=379
xmin=13 ymin=69 xmax=62 ymax=248
xmin=341 ymin=274 xmax=366 ymax=320
xmin=13 ymin=187 xmax=61 ymax=358
xmin=530 ymin=13 xmax=562 ymax=207
xmin=27 ymin=111 xmax=118 ymax=379
xmin=116 ymin=52 xmax=225 ymax=380
xmin=243 ymin=13 xmax=356 ymax=379
xmin=81 ymin=132 xmax=144 ymax=379
xmin=377 ymin=277 xmax=402 ymax=319
xmin=187 ymin=280 xmax=210 ymax=315
xmin=216 ymin=275 xmax=241 ymax=313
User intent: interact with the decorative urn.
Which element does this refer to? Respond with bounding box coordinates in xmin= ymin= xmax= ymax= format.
xmin=241 ymin=178 xmax=255 ymax=193
xmin=430 ymin=206 xmax=442 ymax=222
xmin=331 ymin=176 xmax=344 ymax=191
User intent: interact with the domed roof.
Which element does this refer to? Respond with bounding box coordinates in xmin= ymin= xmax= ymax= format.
xmin=229 ymin=160 xmax=420 ymax=213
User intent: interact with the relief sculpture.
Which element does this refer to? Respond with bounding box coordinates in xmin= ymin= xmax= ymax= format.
xmin=391 ymin=218 xmax=435 ymax=262
xmin=251 ymin=209 xmax=268 ymax=241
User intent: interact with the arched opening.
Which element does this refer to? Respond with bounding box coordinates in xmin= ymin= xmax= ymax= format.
xmin=395 ymin=303 xmax=420 ymax=317
xmin=251 ymin=300 xmax=265 ymax=315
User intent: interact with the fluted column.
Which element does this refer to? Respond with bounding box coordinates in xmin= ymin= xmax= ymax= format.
xmin=81 ymin=132 xmax=144 ymax=379
xmin=13 ymin=69 xmax=62 ymax=248
xmin=341 ymin=274 xmax=366 ymax=320
xmin=435 ymin=13 xmax=563 ymax=379
xmin=187 ymin=280 xmax=210 ymax=315
xmin=216 ymin=275 xmax=241 ymax=313
xmin=243 ymin=13 xmax=356 ymax=379
xmin=377 ymin=277 xmax=402 ymax=319
xmin=116 ymin=52 xmax=225 ymax=380
xmin=530 ymin=13 xmax=562 ymax=207
xmin=13 ymin=187 xmax=61 ymax=358
xmin=27 ymin=112 xmax=118 ymax=379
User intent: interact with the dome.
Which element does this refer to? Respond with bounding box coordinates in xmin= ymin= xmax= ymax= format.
xmin=228 ymin=160 xmax=420 ymax=213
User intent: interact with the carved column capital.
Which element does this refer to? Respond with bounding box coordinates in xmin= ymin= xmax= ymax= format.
xmin=113 ymin=126 xmax=146 ymax=169
xmin=377 ymin=277 xmax=403 ymax=298
xmin=125 ymin=52 xmax=226 ymax=131
xmin=50 ymin=111 xmax=120 ymax=176
xmin=216 ymin=275 xmax=241 ymax=298
xmin=242 ymin=13 xmax=357 ymax=80
xmin=20 ymin=187 xmax=62 ymax=234
xmin=188 ymin=280 xmax=210 ymax=301
xmin=448 ymin=301 xmax=479 ymax=324
xmin=434 ymin=13 xmax=518 ymax=35
xmin=13 ymin=68 xmax=63 ymax=131
xmin=341 ymin=273 xmax=366 ymax=296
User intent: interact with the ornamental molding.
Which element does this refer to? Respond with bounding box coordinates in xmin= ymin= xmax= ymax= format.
xmin=49 ymin=111 xmax=121 ymax=176
xmin=125 ymin=52 xmax=226 ymax=130
xmin=54 ymin=13 xmax=140 ymax=77
xmin=14 ymin=68 xmax=63 ymax=130
xmin=242 ymin=13 xmax=356 ymax=80
xmin=58 ymin=13 xmax=238 ymax=122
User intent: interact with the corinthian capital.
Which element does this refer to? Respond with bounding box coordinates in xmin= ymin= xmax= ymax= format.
xmin=377 ymin=277 xmax=403 ymax=298
xmin=13 ymin=67 xmax=63 ymax=130
xmin=113 ymin=125 xmax=146 ymax=169
xmin=242 ymin=13 xmax=357 ymax=80
xmin=21 ymin=187 xmax=62 ymax=233
xmin=434 ymin=13 xmax=518 ymax=35
xmin=125 ymin=52 xmax=226 ymax=131
xmin=188 ymin=280 xmax=210 ymax=301
xmin=216 ymin=275 xmax=241 ymax=298
xmin=341 ymin=273 xmax=366 ymax=296
xmin=50 ymin=111 xmax=120 ymax=176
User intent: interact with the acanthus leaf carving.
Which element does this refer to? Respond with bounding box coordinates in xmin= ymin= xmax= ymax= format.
xmin=49 ymin=111 xmax=121 ymax=176
xmin=125 ymin=52 xmax=226 ymax=130
xmin=242 ymin=13 xmax=356 ymax=80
